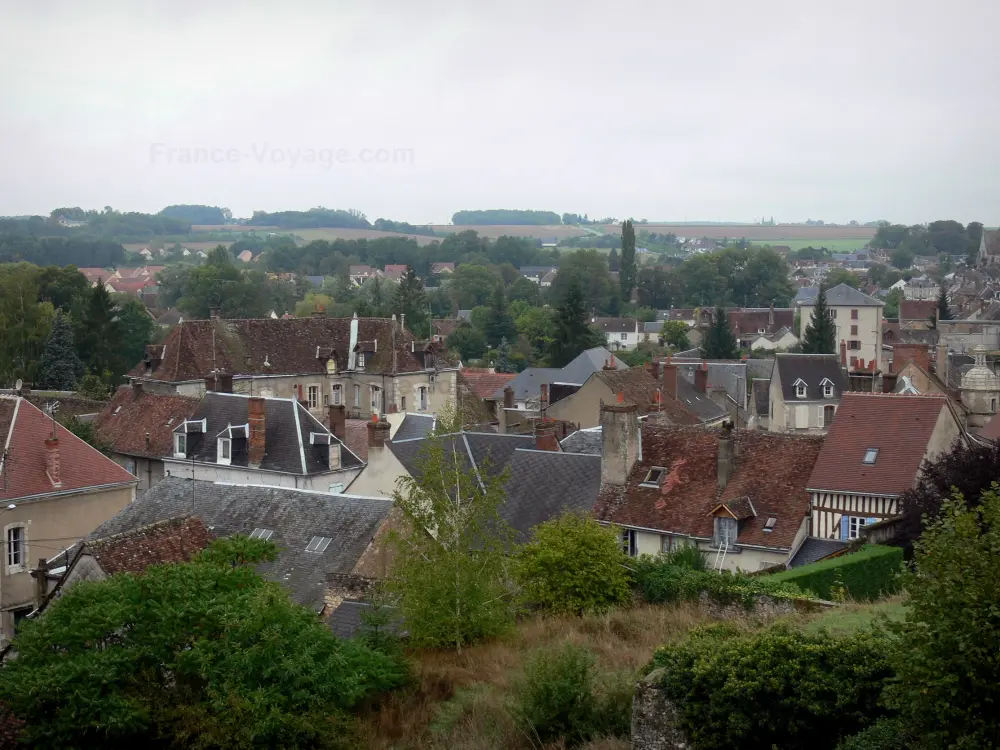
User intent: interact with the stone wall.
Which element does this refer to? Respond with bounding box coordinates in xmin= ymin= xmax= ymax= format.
xmin=631 ymin=668 xmax=690 ymax=750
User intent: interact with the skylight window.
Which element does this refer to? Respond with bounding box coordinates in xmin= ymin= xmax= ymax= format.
xmin=305 ymin=536 xmax=333 ymax=553
xmin=249 ymin=528 xmax=274 ymax=540
xmin=763 ymin=517 xmax=777 ymax=532
xmin=862 ymin=448 xmax=879 ymax=464
xmin=641 ymin=468 xmax=665 ymax=487
xmin=113 ymin=406 xmax=122 ymax=415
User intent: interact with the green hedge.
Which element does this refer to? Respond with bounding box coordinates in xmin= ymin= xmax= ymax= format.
xmin=650 ymin=625 xmax=894 ymax=750
xmin=631 ymin=557 xmax=809 ymax=608
xmin=768 ymin=545 xmax=903 ymax=601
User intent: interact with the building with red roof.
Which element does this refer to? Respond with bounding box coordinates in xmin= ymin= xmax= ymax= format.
xmin=0 ymin=395 xmax=137 ymax=640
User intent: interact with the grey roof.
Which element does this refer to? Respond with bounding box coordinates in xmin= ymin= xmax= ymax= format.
xmin=675 ymin=377 xmax=728 ymax=422
xmin=393 ymin=413 xmax=435 ymax=441
xmin=774 ymin=354 xmax=849 ymax=401
xmin=389 ymin=432 xmax=534 ymax=482
xmin=643 ymin=321 xmax=663 ymax=333
xmin=89 ymin=477 xmax=392 ymax=611
xmin=492 ymin=367 xmax=561 ymax=401
xmin=591 ymin=317 xmax=639 ymax=334
xmin=306 ymin=275 xmax=324 ymax=288
xmin=173 ymin=392 xmax=362 ymax=474
xmin=676 ymin=361 xmax=748 ymax=407
xmin=560 ymin=427 xmax=603 ymax=455
xmin=519 ymin=266 xmax=557 ymax=277
xmin=491 ymin=347 xmax=628 ymax=401
xmin=794 ymin=283 xmax=884 ymax=307
xmin=788 ymin=538 xmax=848 ymax=568
xmin=674 ymin=347 xmax=702 ymax=358
xmin=327 ymin=600 xmax=371 ymax=639
xmin=746 ymin=358 xmax=776 ymax=381
xmin=752 ymin=378 xmax=770 ymax=416
xmin=503 ymin=450 xmax=601 ymax=540
xmin=457 ymin=309 xmax=472 ymax=320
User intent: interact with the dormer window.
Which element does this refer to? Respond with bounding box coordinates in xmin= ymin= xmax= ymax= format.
xmin=820 ymin=378 xmax=835 ymax=398
xmin=714 ymin=517 xmax=738 ymax=548
xmin=641 ymin=468 xmax=666 ymax=487
xmin=357 ymin=353 xmax=366 ymax=369
xmin=173 ymin=433 xmax=187 ymax=458
xmin=793 ymin=379 xmax=807 ymax=399
xmin=217 ymin=438 xmax=232 ymax=465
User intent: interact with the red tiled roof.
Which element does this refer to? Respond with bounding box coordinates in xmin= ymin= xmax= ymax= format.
xmin=727 ymin=308 xmax=794 ymax=336
xmin=979 ymin=412 xmax=1000 ymax=442
xmin=461 ymin=369 xmax=516 ymax=400
xmin=130 ymin=317 xmax=427 ymax=382
xmin=899 ymin=299 xmax=937 ymax=321
xmin=0 ymin=397 xmax=137 ymax=501
xmin=94 ymin=385 xmax=198 ymax=458
xmin=807 ymin=393 xmax=949 ymax=496
xmin=595 ymin=424 xmax=823 ymax=550
xmin=86 ymin=516 xmax=215 ymax=575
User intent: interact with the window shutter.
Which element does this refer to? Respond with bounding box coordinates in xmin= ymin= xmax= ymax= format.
xmin=840 ymin=516 xmax=850 ymax=541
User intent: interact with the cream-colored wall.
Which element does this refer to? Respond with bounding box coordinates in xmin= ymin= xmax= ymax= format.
xmin=111 ymin=453 xmax=165 ymax=495
xmin=923 ymin=405 xmax=963 ymax=464
xmin=1 ymin=484 xmax=135 ymax=637
xmin=162 ymin=460 xmax=361 ymax=494
xmin=767 ymin=373 xmax=838 ymax=434
xmin=635 ymin=531 xmax=662 ymax=556
xmin=345 ymin=446 xmax=409 ymax=499
xmin=544 ymin=379 xmax=611 ymax=429
xmin=627 ymin=528 xmax=789 ymax=573
xmin=798 ymin=304 xmax=882 ymax=371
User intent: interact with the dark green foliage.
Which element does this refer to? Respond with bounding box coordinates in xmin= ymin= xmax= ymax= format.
xmin=884 ymin=489 xmax=1000 ymax=749
xmin=631 ymin=557 xmax=806 ymax=608
xmin=607 ymin=246 xmax=620 ymax=272
xmin=158 ymin=204 xmax=227 ymax=225
xmin=0 ymin=537 xmax=407 ymax=750
xmin=650 ymin=625 xmax=894 ymax=750
xmin=116 ymin=297 xmax=157 ymax=372
xmin=0 ymin=234 xmax=127 ymax=267
xmin=372 ymin=217 xmax=438 ymax=236
xmin=802 ymin=284 xmax=836 ymax=354
xmin=936 ymin=284 xmax=952 ymax=322
xmin=549 ymin=249 xmax=618 ymax=314
xmin=548 ymin=278 xmax=605 ymax=367
xmin=494 ymin=337 xmax=516 ymax=373
xmin=483 ymin=284 xmax=517 ymax=349
xmin=78 ymin=282 xmax=124 ymax=382
xmin=835 ymin=718 xmax=912 ymax=750
xmin=36 ymin=311 xmax=83 ymax=389
xmin=701 ymin=306 xmax=738 ymax=359
xmin=392 ymin=265 xmax=429 ymax=337
xmin=513 ymin=643 xmax=631 ymax=746
xmin=451 ymin=209 xmax=560 ymax=225
xmin=767 ymin=545 xmax=903 ymax=601
xmin=247 ymin=206 xmax=370 ymax=229
xmin=660 ymin=544 xmax=708 ymax=571
xmin=620 ymin=220 xmax=637 ymax=301
xmin=446 ymin=325 xmax=488 ymax=362
xmin=59 ymin=416 xmax=112 ymax=455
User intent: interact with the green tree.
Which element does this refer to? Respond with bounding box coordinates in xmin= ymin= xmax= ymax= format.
xmin=495 ymin=337 xmax=516 ymax=373
xmin=801 ymin=285 xmax=836 ymax=354
xmin=549 ymin=250 xmax=617 ymax=314
xmin=660 ymin=320 xmax=691 ymax=351
xmin=884 ymin=288 xmax=903 ymax=319
xmin=886 ymin=487 xmax=1000 ymax=749
xmin=620 ymin=219 xmax=637 ymax=301
xmin=36 ymin=311 xmax=83 ymax=390
xmin=356 ymin=276 xmax=393 ymax=318
xmin=549 ymin=279 xmax=605 ymax=367
xmin=115 ymin=297 xmax=157 ymax=372
xmin=515 ymin=512 xmax=632 ymax=616
xmin=890 ymin=246 xmax=915 ymax=270
xmin=483 ymin=283 xmax=517 ymax=349
xmin=445 ymin=325 xmax=488 ymax=362
xmin=0 ymin=536 xmax=406 ymax=749
xmin=823 ymin=268 xmax=862 ymax=289
xmin=608 ymin=246 xmax=620 ymax=272
xmin=0 ymin=267 xmax=54 ymax=386
xmin=60 ymin=415 xmax=112 ymax=455
xmin=77 ymin=282 xmax=123 ymax=382
xmin=392 ymin=265 xmax=429 ymax=337
xmin=447 ymin=264 xmax=501 ymax=309
xmin=386 ymin=439 xmax=516 ymax=651
xmin=936 ymin=284 xmax=952 ymax=322
xmin=702 ymin=307 xmax=738 ymax=359
xmin=508 ymin=276 xmax=542 ymax=305
xmin=515 ymin=306 xmax=555 ymax=357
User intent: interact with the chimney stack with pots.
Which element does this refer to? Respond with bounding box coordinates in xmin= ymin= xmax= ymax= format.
xmin=840 ymin=339 xmax=848 ymax=367
xmin=132 ymin=381 xmax=144 ymax=401
xmin=662 ymin=358 xmax=678 ymax=401
xmin=936 ymin=343 xmax=949 ymax=384
xmin=717 ymin=421 xmax=736 ymax=489
xmin=217 ymin=372 xmax=233 ymax=394
xmin=45 ymin=436 xmax=61 ymax=488
xmin=533 ymin=420 xmax=560 ymax=451
xmin=540 ymin=383 xmax=549 ymax=410
xmin=367 ymin=414 xmax=390 ymax=449
xmin=328 ymin=404 xmax=346 ymax=440
xmin=248 ymin=397 xmax=266 ymax=468
xmin=600 ymin=399 xmax=641 ymax=486
xmin=694 ymin=361 xmax=709 ymax=394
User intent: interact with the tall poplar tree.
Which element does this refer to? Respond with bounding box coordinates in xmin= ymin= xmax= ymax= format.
xmin=619 ymin=220 xmax=637 ymax=302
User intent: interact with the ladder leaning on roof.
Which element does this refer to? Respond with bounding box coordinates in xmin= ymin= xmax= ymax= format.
xmin=714 ymin=540 xmax=730 ymax=571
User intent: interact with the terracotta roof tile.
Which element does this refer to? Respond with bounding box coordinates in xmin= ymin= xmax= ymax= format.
xmin=900 ymin=299 xmax=937 ymax=321
xmin=86 ymin=516 xmax=215 ymax=575
xmin=460 ymin=369 xmax=517 ymax=400
xmin=807 ymin=393 xmax=949 ymax=496
xmin=95 ymin=386 xmax=198 ymax=458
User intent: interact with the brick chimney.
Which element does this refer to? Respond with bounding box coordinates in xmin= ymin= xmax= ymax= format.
xmin=533 ymin=421 xmax=559 ymax=451
xmin=882 ymin=372 xmax=898 ymax=393
xmin=603 ymin=356 xmax=616 ymax=371
xmin=717 ymin=421 xmax=735 ymax=489
xmin=600 ymin=400 xmax=641 ymax=486
xmin=204 ymin=373 xmax=217 ymax=392
xmin=694 ymin=361 xmax=709 ymax=393
xmin=662 ymin=359 xmax=678 ymax=401
xmin=217 ymin=372 xmax=233 ymax=394
xmin=131 ymin=381 xmax=143 ymax=401
xmin=367 ymin=415 xmax=390 ymax=449
xmin=45 ymin=437 xmax=61 ymax=488
xmin=503 ymin=386 xmax=514 ymax=409
xmin=540 ymin=383 xmax=549 ymax=410
xmin=328 ymin=404 xmax=346 ymax=440
xmin=936 ymin=343 xmax=949 ymax=383
xmin=248 ymin=397 xmax=266 ymax=468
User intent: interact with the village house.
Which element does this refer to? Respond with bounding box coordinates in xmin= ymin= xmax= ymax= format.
xmin=348 ymin=265 xmax=382 ymax=287
xmin=727 ymin=305 xmax=795 ymax=349
xmin=382 ymin=264 xmax=408 ymax=281
xmin=805 ymin=393 xmax=966 ymax=544
xmin=899 ymin=298 xmax=938 ymax=325
xmin=979 ymin=229 xmax=1000 ymax=266
xmin=903 ymin=276 xmax=939 ymax=300
xmin=0 ymin=395 xmax=138 ymax=642
xmin=592 ymin=317 xmax=643 ymax=351
xmin=767 ymin=354 xmax=850 ymax=434
xmin=749 ymin=327 xmax=799 ymax=351
xmin=430 ymin=262 xmax=455 ymax=275
xmin=518 ymin=266 xmax=557 ymax=285
xmin=795 ymin=284 xmax=884 ymax=373
xmin=163 ymin=390 xmax=364 ymax=494
xmin=131 ymin=315 xmax=460 ymax=422
xmin=593 ymin=405 xmax=824 ymax=572
xmin=490 ymin=347 xmax=627 ymax=414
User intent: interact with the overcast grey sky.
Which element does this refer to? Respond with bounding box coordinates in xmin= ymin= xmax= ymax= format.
xmin=1 ymin=0 xmax=998 ymax=225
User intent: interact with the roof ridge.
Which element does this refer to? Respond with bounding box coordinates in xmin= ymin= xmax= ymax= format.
xmin=88 ymin=515 xmax=197 ymax=549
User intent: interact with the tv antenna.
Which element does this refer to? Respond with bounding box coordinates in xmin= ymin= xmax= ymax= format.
xmin=45 ymin=401 xmax=60 ymax=438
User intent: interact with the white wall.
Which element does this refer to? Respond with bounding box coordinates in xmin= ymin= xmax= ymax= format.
xmin=798 ymin=304 xmax=882 ymax=371
xmin=162 ymin=460 xmax=361 ymax=494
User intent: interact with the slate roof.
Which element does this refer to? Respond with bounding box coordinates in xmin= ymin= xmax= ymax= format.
xmin=807 ymin=394 xmax=950 ymax=496
xmin=673 ymin=377 xmax=728 ymax=424
xmin=788 ymin=537 xmax=848 ymax=568
xmin=95 ymin=385 xmax=198 ymax=459
xmin=595 ymin=424 xmax=823 ymax=551
xmin=773 ymin=354 xmax=849 ymax=401
xmin=983 ymin=230 xmax=1000 ymax=258
xmin=389 ymin=432 xmax=533 ymax=481
xmin=561 ymin=427 xmax=602 ymax=455
xmin=900 ymin=299 xmax=938 ymax=321
xmin=327 ymin=600 xmax=376 ymax=639
xmin=173 ymin=392 xmax=363 ymax=474
xmin=461 ymin=368 xmax=517 ymax=400
xmin=794 ymin=283 xmax=884 ymax=307
xmin=393 ymin=413 xmax=436 ymax=441
xmin=503 ymin=450 xmax=601 ymax=540
xmin=494 ymin=368 xmax=562 ymax=401
xmin=558 ymin=347 xmax=628 ymax=385
xmin=89 ymin=478 xmax=392 ymax=611
xmin=978 ymin=412 xmax=1000 ymax=442
xmin=591 ymin=317 xmax=639 ymax=334
xmin=130 ymin=317 xmax=428 ymax=382
xmin=752 ymin=378 xmax=770 ymax=416
xmin=0 ymin=396 xmax=137 ymax=502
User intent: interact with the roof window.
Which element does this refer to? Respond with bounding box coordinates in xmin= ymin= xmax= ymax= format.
xmin=763 ymin=517 xmax=777 ymax=532
xmin=249 ymin=528 xmax=274 ymax=540
xmin=862 ymin=448 xmax=879 ymax=464
xmin=640 ymin=468 xmax=665 ymax=487
xmin=306 ymin=536 xmax=333 ymax=553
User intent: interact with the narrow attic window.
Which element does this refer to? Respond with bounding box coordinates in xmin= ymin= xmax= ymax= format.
xmin=823 ymin=383 xmax=833 ymax=398
xmin=306 ymin=536 xmax=333 ymax=553
xmin=249 ymin=528 xmax=274 ymax=541
xmin=863 ymin=448 xmax=879 ymax=464
xmin=794 ymin=380 xmax=807 ymax=399
xmin=641 ymin=468 xmax=665 ymax=487
xmin=357 ymin=353 xmax=366 ymax=369
xmin=173 ymin=432 xmax=187 ymax=458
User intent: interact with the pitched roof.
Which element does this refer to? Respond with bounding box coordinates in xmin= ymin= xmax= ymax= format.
xmin=727 ymin=308 xmax=794 ymax=336
xmin=560 ymin=427 xmax=602 ymax=455
xmin=595 ymin=425 xmax=823 ymax=550
xmin=774 ymin=354 xmax=848 ymax=401
xmin=900 ymin=299 xmax=938 ymax=321
xmin=502 ymin=450 xmax=601 ymax=540
xmin=795 ymin=283 xmax=884 ymax=307
xmin=95 ymin=385 xmax=198 ymax=459
xmin=0 ymin=397 xmax=136 ymax=501
xmin=807 ymin=394 xmax=950 ymax=496
xmin=89 ymin=478 xmax=392 ymax=611
xmin=558 ymin=347 xmax=629 ymax=384
xmin=393 ymin=413 xmax=435 ymax=441
xmin=130 ymin=317 xmax=429 ymax=382
xmin=983 ymin=230 xmax=1000 ymax=257
xmin=84 ymin=516 xmax=215 ymax=575
xmin=173 ymin=392 xmax=363 ymax=474
xmin=461 ymin=369 xmax=517 ymax=400
xmin=752 ymin=378 xmax=770 ymax=416
xmin=672 ymin=377 xmax=728 ymax=424
xmin=978 ymin=412 xmax=1000 ymax=442
xmin=593 ymin=367 xmax=661 ymax=408
xmin=591 ymin=317 xmax=639 ymax=333
xmin=788 ymin=537 xmax=847 ymax=568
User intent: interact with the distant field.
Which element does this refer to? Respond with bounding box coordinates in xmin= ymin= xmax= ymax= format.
xmin=191 ymin=224 xmax=279 ymax=232
xmin=289 ymin=227 xmax=443 ymax=246
xmin=616 ymin=224 xmax=877 ymax=241
xmin=420 ymin=224 xmax=589 ymax=240
xmin=749 ymin=238 xmax=870 ymax=252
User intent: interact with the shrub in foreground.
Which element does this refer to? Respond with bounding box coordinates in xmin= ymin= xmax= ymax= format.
xmin=632 ymin=556 xmax=807 ymax=607
xmin=650 ymin=624 xmax=894 ymax=750
xmin=767 ymin=544 xmax=903 ymax=601
xmin=515 ymin=512 xmax=632 ymax=615
xmin=836 ymin=717 xmax=912 ymax=750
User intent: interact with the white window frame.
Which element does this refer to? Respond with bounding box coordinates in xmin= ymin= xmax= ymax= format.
xmin=418 ymin=386 xmax=428 ymax=411
xmin=848 ymin=516 xmax=869 ymax=540
xmin=332 ymin=385 xmax=342 ymax=405
xmin=353 ymin=385 xmax=360 ymax=407
xmin=307 ymin=385 xmax=319 ymax=409
xmin=306 ymin=535 xmax=333 ymax=553
xmin=217 ymin=438 xmax=232 ymax=465
xmin=125 ymin=458 xmax=137 ymax=475
xmin=400 ymin=395 xmax=407 ymax=412
xmin=620 ymin=332 xmax=627 ymax=341
xmin=863 ymin=448 xmax=879 ymax=464
xmin=173 ymin=432 xmax=187 ymax=458
xmin=715 ymin=517 xmax=738 ymax=548
xmin=641 ymin=467 xmax=665 ymax=487
xmin=5 ymin=524 xmax=26 ymax=573
xmin=357 ymin=353 xmax=366 ymax=369
xmin=370 ymin=386 xmax=381 ymax=413
xmin=621 ymin=528 xmax=637 ymax=557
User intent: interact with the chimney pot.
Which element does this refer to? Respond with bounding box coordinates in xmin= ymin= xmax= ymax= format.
xmin=248 ymin=397 xmax=266 ymax=468
xmin=540 ymin=383 xmax=549 ymax=410
xmin=662 ymin=360 xmax=678 ymax=401
xmin=368 ymin=419 xmax=390 ymax=449
xmin=717 ymin=429 xmax=736 ymax=490
xmin=533 ymin=422 xmax=559 ymax=451
xmin=503 ymin=386 xmax=514 ymax=409
xmin=45 ymin=436 xmax=61 ymax=488
xmin=217 ymin=372 xmax=233 ymax=394
xmin=132 ymin=381 xmax=143 ymax=401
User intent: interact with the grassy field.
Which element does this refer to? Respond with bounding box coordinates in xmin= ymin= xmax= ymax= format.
xmin=355 ymin=597 xmax=905 ymax=749
xmin=289 ymin=227 xmax=444 ymax=246
xmin=747 ymin=238 xmax=870 ymax=252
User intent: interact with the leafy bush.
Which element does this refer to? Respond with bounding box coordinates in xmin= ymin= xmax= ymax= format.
xmin=660 ymin=544 xmax=708 ymax=571
xmin=650 ymin=624 xmax=894 ymax=750
xmin=632 ymin=556 xmax=807 ymax=608
xmin=515 ymin=512 xmax=632 ymax=615
xmin=835 ymin=718 xmax=911 ymax=750
xmin=512 ymin=643 xmax=630 ymax=746
xmin=767 ymin=545 xmax=903 ymax=601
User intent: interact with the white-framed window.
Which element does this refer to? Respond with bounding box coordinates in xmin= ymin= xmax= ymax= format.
xmin=173 ymin=432 xmax=187 ymax=458
xmin=353 ymin=385 xmax=360 ymax=407
xmin=796 ymin=384 xmax=807 ymax=398
xmin=620 ymin=332 xmax=627 ymax=340
xmin=641 ymin=468 xmax=665 ymax=487
xmin=370 ymin=386 xmax=382 ymax=413
xmin=822 ymin=382 xmax=834 ymax=398
xmin=418 ymin=386 xmax=428 ymax=411
xmin=357 ymin=353 xmax=366 ymax=369
xmin=332 ymin=385 xmax=342 ymax=405
xmin=307 ymin=385 xmax=319 ymax=409
xmin=328 ymin=483 xmax=344 ymax=494
xmin=863 ymin=447 xmax=878 ymax=464
xmin=830 ymin=309 xmax=838 ymax=319
xmin=401 ymin=395 xmax=407 ymax=411
xmin=6 ymin=525 xmax=25 ymax=572
xmin=715 ymin=517 xmax=738 ymax=548
xmin=218 ymin=438 xmax=232 ymax=465
xmin=621 ymin=529 xmax=637 ymax=557
xmin=306 ymin=536 xmax=333 ymax=553
xmin=848 ymin=516 xmax=871 ymax=540
xmin=125 ymin=458 xmax=137 ymax=475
